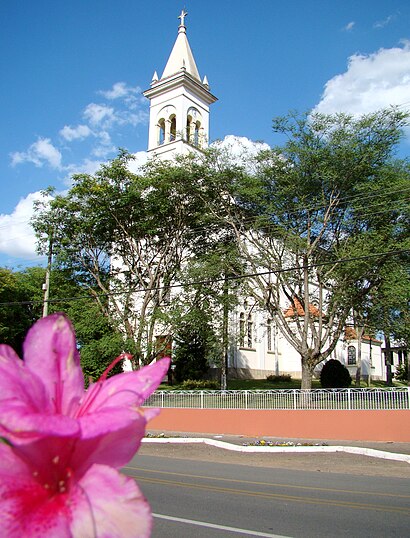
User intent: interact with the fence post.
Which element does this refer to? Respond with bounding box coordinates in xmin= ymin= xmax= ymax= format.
xmin=408 ymin=387 xmax=410 ymax=410
xmin=293 ymin=389 xmax=297 ymax=410
xmin=161 ymin=391 xmax=164 ymax=408
xmin=347 ymin=388 xmax=351 ymax=410
xmin=200 ymin=391 xmax=204 ymax=409
xmin=245 ymin=390 xmax=248 ymax=410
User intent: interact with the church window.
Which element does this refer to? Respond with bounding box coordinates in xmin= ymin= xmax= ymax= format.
xmin=347 ymin=345 xmax=356 ymax=365
xmin=247 ymin=315 xmax=253 ymax=348
xmin=239 ymin=313 xmax=253 ymax=348
xmin=239 ymin=313 xmax=245 ymax=348
xmin=158 ymin=119 xmax=166 ymax=145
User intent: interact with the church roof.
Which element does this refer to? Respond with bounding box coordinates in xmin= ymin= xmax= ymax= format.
xmin=344 ymin=327 xmax=382 ymax=344
xmin=283 ymin=297 xmax=322 ymax=318
xmin=161 ymin=11 xmax=201 ymax=81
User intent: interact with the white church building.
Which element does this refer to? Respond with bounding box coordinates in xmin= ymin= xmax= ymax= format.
xmin=134 ymin=11 xmax=389 ymax=382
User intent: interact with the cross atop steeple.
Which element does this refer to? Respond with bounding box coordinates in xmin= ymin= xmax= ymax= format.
xmin=178 ymin=9 xmax=188 ymax=28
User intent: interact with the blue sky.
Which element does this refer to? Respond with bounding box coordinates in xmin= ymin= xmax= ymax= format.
xmin=1 ymin=0 xmax=409 ymax=267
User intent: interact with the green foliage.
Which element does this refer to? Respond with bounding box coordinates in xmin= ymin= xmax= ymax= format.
xmin=0 ymin=267 xmax=44 ymax=354
xmin=0 ymin=265 xmax=129 ymax=383
xmin=32 ymin=151 xmax=220 ymax=362
xmin=200 ymin=109 xmax=410 ymax=389
xmin=394 ymin=362 xmax=409 ymax=383
xmin=320 ymin=359 xmax=352 ymax=388
xmin=266 ymin=374 xmax=292 ymax=383
xmin=179 ymin=379 xmax=219 ymax=390
xmin=173 ymin=307 xmax=220 ymax=383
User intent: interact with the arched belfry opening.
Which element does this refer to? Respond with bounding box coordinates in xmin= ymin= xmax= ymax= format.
xmin=170 ymin=115 xmax=177 ymax=141
xmin=143 ymin=10 xmax=217 ymax=157
xmin=186 ymin=107 xmax=203 ymax=148
xmin=158 ymin=118 xmax=166 ymax=145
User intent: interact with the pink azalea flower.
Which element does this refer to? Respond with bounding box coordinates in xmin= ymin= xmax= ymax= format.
xmin=0 ymin=313 xmax=170 ymax=537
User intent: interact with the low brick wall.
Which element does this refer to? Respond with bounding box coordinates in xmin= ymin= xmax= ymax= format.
xmin=148 ymin=408 xmax=410 ymax=442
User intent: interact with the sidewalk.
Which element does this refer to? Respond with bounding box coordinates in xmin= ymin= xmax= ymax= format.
xmin=146 ymin=429 xmax=410 ymax=455
xmin=142 ymin=430 xmax=410 ymax=478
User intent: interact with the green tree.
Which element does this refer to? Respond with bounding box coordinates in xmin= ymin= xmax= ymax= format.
xmin=0 ymin=265 xmax=126 ymax=381
xmin=0 ymin=266 xmax=44 ymax=354
xmin=173 ymin=308 xmax=216 ymax=383
xmin=199 ymin=109 xmax=410 ymax=388
xmin=32 ymin=151 xmax=211 ymax=364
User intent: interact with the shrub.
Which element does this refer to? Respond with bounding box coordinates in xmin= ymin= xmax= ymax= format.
xmin=320 ymin=359 xmax=352 ymax=388
xmin=179 ymin=379 xmax=219 ymax=390
xmin=173 ymin=310 xmax=219 ymax=383
xmin=266 ymin=374 xmax=292 ymax=383
xmin=394 ymin=362 xmax=408 ymax=382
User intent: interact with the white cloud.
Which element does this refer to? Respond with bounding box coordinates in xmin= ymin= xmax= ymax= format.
xmin=99 ymin=82 xmax=145 ymax=111
xmin=11 ymin=138 xmax=62 ymax=169
xmin=99 ymin=82 xmax=139 ymax=100
xmin=59 ymin=124 xmax=92 ymax=141
xmin=127 ymin=151 xmax=149 ymax=173
xmin=374 ymin=15 xmax=395 ymax=29
xmin=64 ymin=158 xmax=104 ymax=179
xmin=211 ymin=135 xmax=271 ymax=172
xmin=83 ymin=103 xmax=115 ymax=127
xmin=343 ymin=21 xmax=355 ymax=32
xmin=0 ymin=192 xmax=51 ymax=259
xmin=314 ymin=42 xmax=410 ymax=116
xmin=212 ymin=135 xmax=270 ymax=156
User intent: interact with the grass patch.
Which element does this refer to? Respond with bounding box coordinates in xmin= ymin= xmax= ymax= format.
xmin=158 ymin=378 xmax=405 ymax=391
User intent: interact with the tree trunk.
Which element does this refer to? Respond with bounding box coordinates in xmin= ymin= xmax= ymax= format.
xmin=355 ymin=325 xmax=364 ymax=387
xmin=385 ymin=336 xmax=393 ymax=386
xmin=220 ymin=274 xmax=229 ymax=390
xmin=301 ymin=359 xmax=314 ymax=390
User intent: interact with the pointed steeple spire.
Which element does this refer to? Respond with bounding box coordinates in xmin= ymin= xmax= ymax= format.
xmin=143 ymin=11 xmax=217 ymax=156
xmin=161 ymin=10 xmax=200 ymax=80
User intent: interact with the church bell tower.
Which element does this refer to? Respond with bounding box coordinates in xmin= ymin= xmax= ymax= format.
xmin=143 ymin=10 xmax=217 ymax=159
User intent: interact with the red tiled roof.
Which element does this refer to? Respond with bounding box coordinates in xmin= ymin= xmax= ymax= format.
xmin=284 ymin=297 xmax=321 ymax=318
xmin=344 ymin=327 xmax=382 ymax=343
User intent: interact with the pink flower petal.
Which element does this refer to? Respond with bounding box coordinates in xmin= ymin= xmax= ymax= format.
xmin=0 ymin=344 xmax=50 ymax=412
xmin=70 ymin=464 xmax=152 ymax=538
xmin=0 ymin=343 xmax=80 ymax=445
xmin=72 ymin=417 xmax=147 ymax=475
xmin=0 ymin=405 xmax=79 ymax=445
xmin=23 ymin=314 xmax=84 ymax=416
xmin=77 ymin=358 xmax=170 ymax=417
xmin=0 ymin=444 xmax=72 ymax=538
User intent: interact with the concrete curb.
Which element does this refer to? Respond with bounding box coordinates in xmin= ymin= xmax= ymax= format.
xmin=142 ymin=437 xmax=410 ymax=464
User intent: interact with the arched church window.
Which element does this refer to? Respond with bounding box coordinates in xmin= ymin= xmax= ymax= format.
xmin=186 ymin=115 xmax=192 ymax=141
xmin=239 ymin=313 xmax=253 ymax=349
xmin=194 ymin=121 xmax=201 ymax=147
xmin=247 ymin=315 xmax=253 ymax=348
xmin=158 ymin=119 xmax=166 ymax=145
xmin=347 ymin=345 xmax=356 ymax=365
xmin=239 ymin=313 xmax=245 ymax=348
xmin=170 ymin=115 xmax=176 ymax=141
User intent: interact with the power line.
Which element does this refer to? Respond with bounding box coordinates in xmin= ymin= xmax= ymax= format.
xmin=1 ymin=248 xmax=408 ymax=308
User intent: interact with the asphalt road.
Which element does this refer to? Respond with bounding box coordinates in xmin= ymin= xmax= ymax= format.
xmin=124 ymin=450 xmax=410 ymax=537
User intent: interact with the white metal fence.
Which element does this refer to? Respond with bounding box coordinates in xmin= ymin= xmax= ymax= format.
xmin=145 ymin=387 xmax=410 ymax=411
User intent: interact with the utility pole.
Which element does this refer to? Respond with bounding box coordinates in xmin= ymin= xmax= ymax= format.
xmin=220 ymin=273 xmax=229 ymax=390
xmin=42 ymin=232 xmax=53 ymax=318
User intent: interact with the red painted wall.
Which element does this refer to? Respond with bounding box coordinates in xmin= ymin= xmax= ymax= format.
xmin=148 ymin=408 xmax=410 ymax=442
